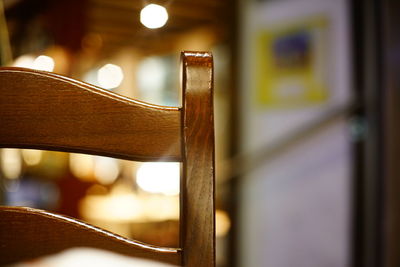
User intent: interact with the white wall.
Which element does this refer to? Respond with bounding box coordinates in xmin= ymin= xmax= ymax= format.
xmin=239 ymin=119 xmax=352 ymax=267
xmin=238 ymin=0 xmax=352 ymax=266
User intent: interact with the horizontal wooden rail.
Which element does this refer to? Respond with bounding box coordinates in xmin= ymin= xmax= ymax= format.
xmin=0 ymin=206 xmax=181 ymax=265
xmin=0 ymin=68 xmax=181 ymax=161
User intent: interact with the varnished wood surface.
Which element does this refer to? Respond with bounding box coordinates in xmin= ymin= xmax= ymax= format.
xmin=0 ymin=67 xmax=181 ymax=161
xmin=0 ymin=52 xmax=215 ymax=266
xmin=180 ymin=52 xmax=215 ymax=266
xmin=0 ymin=206 xmax=181 ymax=265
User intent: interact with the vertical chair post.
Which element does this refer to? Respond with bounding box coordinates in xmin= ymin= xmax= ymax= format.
xmin=180 ymin=51 xmax=215 ymax=267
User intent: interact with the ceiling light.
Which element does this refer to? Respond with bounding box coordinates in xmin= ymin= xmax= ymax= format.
xmin=1 ymin=149 xmax=22 ymax=179
xmin=33 ymin=55 xmax=55 ymax=72
xmin=93 ymin=156 xmax=120 ymax=185
xmin=97 ymin=64 xmax=124 ymax=89
xmin=21 ymin=149 xmax=43 ymax=166
xmin=136 ymin=162 xmax=180 ymax=196
xmin=12 ymin=54 xmax=55 ymax=72
xmin=12 ymin=55 xmax=35 ymax=68
xmin=216 ymin=210 xmax=231 ymax=237
xmin=69 ymin=153 xmax=95 ymax=181
xmin=140 ymin=4 xmax=168 ymax=29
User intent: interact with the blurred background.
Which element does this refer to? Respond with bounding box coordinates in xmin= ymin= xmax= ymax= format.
xmin=1 ymin=0 xmax=399 ymax=266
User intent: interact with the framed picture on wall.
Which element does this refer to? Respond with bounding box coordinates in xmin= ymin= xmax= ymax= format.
xmin=255 ymin=16 xmax=330 ymax=108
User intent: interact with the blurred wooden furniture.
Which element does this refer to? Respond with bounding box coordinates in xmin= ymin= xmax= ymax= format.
xmin=0 ymin=51 xmax=215 ymax=266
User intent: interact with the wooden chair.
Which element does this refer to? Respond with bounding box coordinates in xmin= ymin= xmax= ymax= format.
xmin=0 ymin=51 xmax=215 ymax=266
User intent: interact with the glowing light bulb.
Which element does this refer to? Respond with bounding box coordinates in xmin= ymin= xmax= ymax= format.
xmin=136 ymin=162 xmax=180 ymax=196
xmin=13 ymin=55 xmax=35 ymax=68
xmin=94 ymin=156 xmax=120 ymax=185
xmin=97 ymin=64 xmax=124 ymax=89
xmin=12 ymin=54 xmax=55 ymax=72
xmin=1 ymin=149 xmax=22 ymax=179
xmin=69 ymin=153 xmax=95 ymax=181
xmin=21 ymin=149 xmax=43 ymax=166
xmin=33 ymin=55 xmax=55 ymax=71
xmin=216 ymin=210 xmax=231 ymax=237
xmin=140 ymin=4 xmax=168 ymax=29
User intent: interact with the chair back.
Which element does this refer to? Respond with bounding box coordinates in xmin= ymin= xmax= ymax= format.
xmin=0 ymin=51 xmax=215 ymax=267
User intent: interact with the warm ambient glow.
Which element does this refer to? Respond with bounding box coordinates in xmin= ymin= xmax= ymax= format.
xmin=97 ymin=63 xmax=124 ymax=89
xmin=93 ymin=156 xmax=120 ymax=185
xmin=0 ymin=149 xmax=22 ymax=179
xmin=216 ymin=210 xmax=231 ymax=237
xmin=33 ymin=55 xmax=55 ymax=71
xmin=80 ymin=185 xmax=179 ymax=223
xmin=69 ymin=153 xmax=95 ymax=182
xmin=136 ymin=162 xmax=180 ymax=196
xmin=21 ymin=149 xmax=43 ymax=166
xmin=81 ymin=190 xmax=143 ymax=223
xmin=140 ymin=4 xmax=168 ymax=29
xmin=13 ymin=54 xmax=55 ymax=72
xmin=12 ymin=55 xmax=35 ymax=68
xmin=69 ymin=154 xmax=120 ymax=185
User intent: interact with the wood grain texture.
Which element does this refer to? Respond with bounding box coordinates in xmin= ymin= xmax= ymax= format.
xmin=180 ymin=52 xmax=215 ymax=267
xmin=0 ymin=52 xmax=215 ymax=266
xmin=0 ymin=67 xmax=181 ymax=161
xmin=0 ymin=206 xmax=181 ymax=265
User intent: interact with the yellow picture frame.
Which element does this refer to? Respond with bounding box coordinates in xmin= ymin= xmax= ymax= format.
xmin=255 ymin=17 xmax=330 ymax=108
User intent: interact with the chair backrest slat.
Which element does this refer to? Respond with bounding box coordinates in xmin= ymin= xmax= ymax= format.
xmin=0 ymin=68 xmax=181 ymax=161
xmin=0 ymin=206 xmax=181 ymax=265
xmin=0 ymin=51 xmax=215 ymax=267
